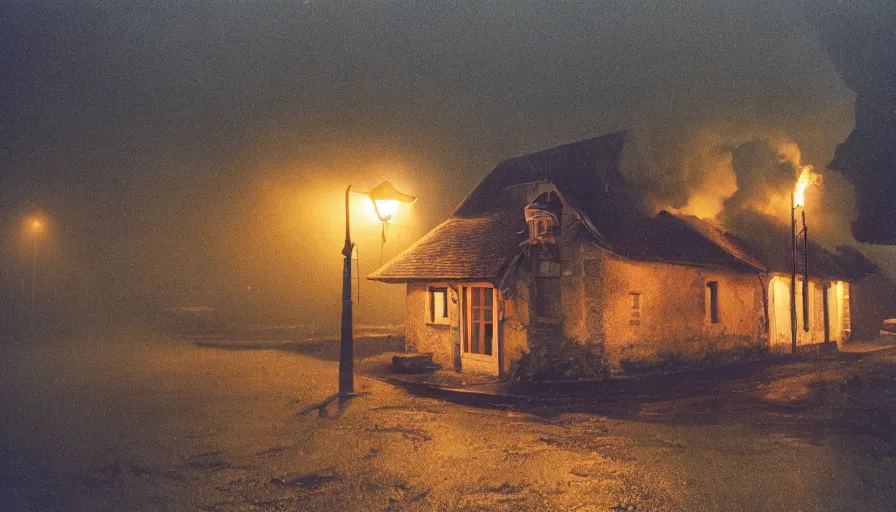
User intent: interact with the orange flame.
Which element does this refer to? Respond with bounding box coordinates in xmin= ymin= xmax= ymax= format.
xmin=793 ymin=165 xmax=822 ymax=208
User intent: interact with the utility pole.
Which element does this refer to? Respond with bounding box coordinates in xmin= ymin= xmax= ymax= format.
xmin=790 ymin=193 xmax=798 ymax=354
xmin=24 ymin=215 xmax=45 ymax=340
xmin=802 ymin=209 xmax=809 ymax=333
xmin=30 ymin=236 xmax=37 ymax=336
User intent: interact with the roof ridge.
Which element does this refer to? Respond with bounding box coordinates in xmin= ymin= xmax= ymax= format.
xmin=493 ymin=131 xmax=627 ymax=170
xmin=452 ymin=131 xmax=628 ymax=220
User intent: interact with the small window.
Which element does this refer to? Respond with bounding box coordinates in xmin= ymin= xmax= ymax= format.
xmin=706 ymin=281 xmax=719 ymax=324
xmin=630 ymin=293 xmax=641 ymax=326
xmin=428 ymin=287 xmax=449 ymax=324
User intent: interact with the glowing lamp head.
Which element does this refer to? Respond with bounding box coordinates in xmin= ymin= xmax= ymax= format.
xmin=374 ymin=199 xmax=399 ymax=220
xmin=367 ymin=181 xmax=416 ymax=222
xmin=25 ymin=216 xmax=46 ymax=236
xmin=794 ymin=182 xmax=807 ymax=208
xmin=793 ymin=165 xmax=821 ymax=208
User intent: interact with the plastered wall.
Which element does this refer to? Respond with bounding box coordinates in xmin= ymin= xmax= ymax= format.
xmin=768 ymin=276 xmax=851 ymax=352
xmin=581 ymin=247 xmax=764 ymax=372
xmin=405 ymin=283 xmax=455 ymax=368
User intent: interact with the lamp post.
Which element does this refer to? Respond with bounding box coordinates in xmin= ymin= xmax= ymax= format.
xmin=790 ymin=193 xmax=798 ymax=354
xmin=790 ymin=166 xmax=821 ymax=353
xmin=24 ymin=216 xmax=46 ymax=337
xmin=339 ymin=181 xmax=415 ymax=398
xmin=790 ymin=196 xmax=809 ymax=353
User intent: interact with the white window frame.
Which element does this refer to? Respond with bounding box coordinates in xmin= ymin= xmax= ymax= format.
xmin=427 ymin=286 xmax=450 ymax=325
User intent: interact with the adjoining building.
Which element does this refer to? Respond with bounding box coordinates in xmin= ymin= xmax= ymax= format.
xmin=369 ymin=132 xmax=881 ymax=378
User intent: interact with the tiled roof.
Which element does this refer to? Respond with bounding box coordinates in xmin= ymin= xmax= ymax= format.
xmin=662 ymin=213 xmax=767 ymax=271
xmin=370 ymin=133 xmax=632 ymax=283
xmin=454 ymin=131 xmax=631 ymax=224
xmin=370 ymin=132 xmax=863 ymax=282
xmin=608 ymin=212 xmax=860 ymax=280
xmin=723 ymin=211 xmax=860 ymax=280
xmin=603 ymin=212 xmax=766 ymax=272
xmin=367 ymin=211 xmax=526 ymax=282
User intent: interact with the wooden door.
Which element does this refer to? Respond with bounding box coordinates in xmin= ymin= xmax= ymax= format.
xmin=464 ymin=286 xmax=494 ymax=355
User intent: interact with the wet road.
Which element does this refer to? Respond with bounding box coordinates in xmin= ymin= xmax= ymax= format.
xmin=2 ymin=333 xmax=895 ymax=511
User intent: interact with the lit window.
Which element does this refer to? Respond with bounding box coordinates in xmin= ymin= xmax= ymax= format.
xmin=428 ymin=287 xmax=449 ymax=324
xmin=706 ymin=281 xmax=719 ymax=323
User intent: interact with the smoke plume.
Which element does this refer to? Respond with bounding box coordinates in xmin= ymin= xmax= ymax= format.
xmin=3 ymin=0 xmax=894 ymax=333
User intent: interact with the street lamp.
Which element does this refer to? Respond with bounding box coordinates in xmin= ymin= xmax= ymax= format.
xmin=367 ymin=181 xmax=416 ymax=223
xmin=24 ymin=215 xmax=47 ymax=337
xmin=790 ymin=166 xmax=821 ymax=353
xmin=339 ymin=181 xmax=415 ymax=398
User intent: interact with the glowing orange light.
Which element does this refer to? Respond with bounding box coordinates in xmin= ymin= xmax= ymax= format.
xmin=367 ymin=181 xmax=416 ymax=222
xmin=374 ymin=199 xmax=399 ymax=220
xmin=25 ymin=216 xmax=46 ymax=236
xmin=793 ymin=165 xmax=821 ymax=208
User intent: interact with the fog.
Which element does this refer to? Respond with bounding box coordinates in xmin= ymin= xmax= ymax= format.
xmin=1 ymin=1 xmax=893 ymax=335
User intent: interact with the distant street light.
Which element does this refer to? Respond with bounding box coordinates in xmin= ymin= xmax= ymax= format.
xmin=24 ymin=215 xmax=47 ymax=337
xmin=339 ymin=182 xmax=415 ymax=399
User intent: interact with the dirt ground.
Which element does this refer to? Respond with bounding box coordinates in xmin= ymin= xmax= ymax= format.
xmin=2 ymin=332 xmax=896 ymax=511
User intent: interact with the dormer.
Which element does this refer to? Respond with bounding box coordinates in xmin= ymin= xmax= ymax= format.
xmin=524 ymin=191 xmax=562 ymax=243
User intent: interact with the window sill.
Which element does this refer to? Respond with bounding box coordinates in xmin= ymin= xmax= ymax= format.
xmin=425 ymin=321 xmax=451 ymax=329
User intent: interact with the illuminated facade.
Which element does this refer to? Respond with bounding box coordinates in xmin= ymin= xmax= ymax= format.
xmin=370 ymin=133 xmax=872 ymax=378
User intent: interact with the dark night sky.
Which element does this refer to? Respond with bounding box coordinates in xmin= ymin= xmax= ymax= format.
xmin=1 ymin=1 xmax=893 ymax=331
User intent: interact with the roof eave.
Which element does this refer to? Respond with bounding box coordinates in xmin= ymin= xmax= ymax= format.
xmin=765 ymin=269 xmax=856 ymax=282
xmin=367 ymin=275 xmax=502 ymax=284
xmin=639 ymin=257 xmax=765 ymax=274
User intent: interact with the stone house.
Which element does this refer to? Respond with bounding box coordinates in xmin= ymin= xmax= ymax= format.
xmin=369 ymin=132 xmax=872 ymax=378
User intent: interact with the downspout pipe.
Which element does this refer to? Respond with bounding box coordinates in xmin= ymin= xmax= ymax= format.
xmin=802 ymin=209 xmax=810 ymax=332
xmin=446 ymin=283 xmax=462 ymax=373
xmin=757 ymin=273 xmax=770 ymax=345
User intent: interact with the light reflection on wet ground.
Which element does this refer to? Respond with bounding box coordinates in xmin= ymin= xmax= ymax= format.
xmin=2 ymin=334 xmax=895 ymax=511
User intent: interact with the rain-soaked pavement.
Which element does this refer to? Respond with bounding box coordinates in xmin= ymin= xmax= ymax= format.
xmin=2 ymin=332 xmax=896 ymax=511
